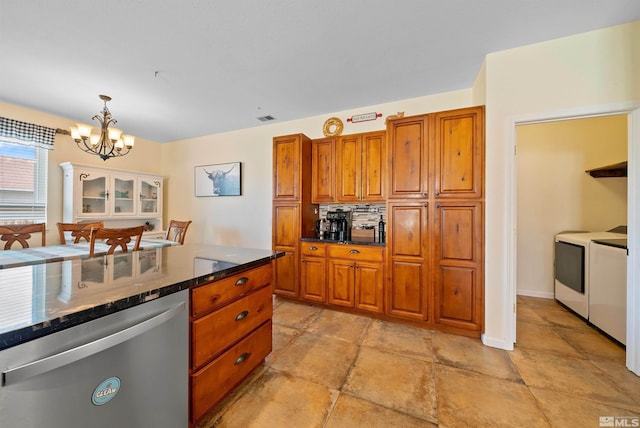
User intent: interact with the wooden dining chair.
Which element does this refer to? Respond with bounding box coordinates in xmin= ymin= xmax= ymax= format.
xmin=0 ymin=223 xmax=46 ymax=249
xmin=57 ymin=221 xmax=105 ymax=244
xmin=165 ymin=220 xmax=192 ymax=245
xmin=89 ymin=226 xmax=145 ymax=257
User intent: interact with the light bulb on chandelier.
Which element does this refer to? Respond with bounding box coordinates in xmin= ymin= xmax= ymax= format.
xmin=69 ymin=95 xmax=135 ymax=161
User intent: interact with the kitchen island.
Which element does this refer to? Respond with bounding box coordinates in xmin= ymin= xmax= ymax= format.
xmin=0 ymin=244 xmax=282 ymax=428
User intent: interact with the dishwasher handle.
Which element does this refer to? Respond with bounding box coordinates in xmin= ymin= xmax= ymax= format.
xmin=2 ymin=301 xmax=186 ymax=386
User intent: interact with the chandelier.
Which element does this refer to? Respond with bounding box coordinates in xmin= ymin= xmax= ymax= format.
xmin=69 ymin=95 xmax=135 ymax=161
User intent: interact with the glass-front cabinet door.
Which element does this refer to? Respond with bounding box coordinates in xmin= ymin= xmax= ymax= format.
xmin=138 ymin=177 xmax=161 ymax=216
xmin=78 ymin=171 xmax=108 ymax=217
xmin=112 ymin=175 xmax=136 ymax=216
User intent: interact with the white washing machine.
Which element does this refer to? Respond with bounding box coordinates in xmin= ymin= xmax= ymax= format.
xmin=554 ymin=231 xmax=626 ymax=319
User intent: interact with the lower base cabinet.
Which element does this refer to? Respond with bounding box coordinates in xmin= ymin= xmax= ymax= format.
xmin=327 ymin=244 xmax=385 ymax=313
xmin=191 ymin=321 xmax=272 ymax=423
xmin=189 ymin=263 xmax=274 ymax=426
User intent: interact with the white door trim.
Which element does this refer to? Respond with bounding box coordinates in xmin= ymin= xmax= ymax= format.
xmin=504 ymin=101 xmax=640 ymax=375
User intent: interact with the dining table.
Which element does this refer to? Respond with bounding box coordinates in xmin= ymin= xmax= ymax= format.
xmin=0 ymin=238 xmax=178 ymax=269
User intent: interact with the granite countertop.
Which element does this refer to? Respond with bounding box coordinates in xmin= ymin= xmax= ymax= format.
xmin=0 ymin=244 xmax=282 ymax=351
xmin=300 ymin=237 xmax=385 ymax=247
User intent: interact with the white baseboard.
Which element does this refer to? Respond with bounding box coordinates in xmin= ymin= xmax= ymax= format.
xmin=481 ymin=333 xmax=514 ymax=351
xmin=517 ymin=289 xmax=554 ymax=299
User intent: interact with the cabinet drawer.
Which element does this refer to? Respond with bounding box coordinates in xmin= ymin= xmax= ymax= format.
xmin=300 ymin=242 xmax=326 ymax=257
xmin=192 ymin=285 xmax=272 ymax=369
xmin=327 ymin=245 xmax=383 ymax=262
xmin=191 ymin=263 xmax=272 ymax=318
xmin=191 ymin=320 xmax=272 ymax=424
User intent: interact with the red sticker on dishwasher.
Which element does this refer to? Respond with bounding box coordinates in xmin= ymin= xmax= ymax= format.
xmin=92 ymin=377 xmax=121 ymax=406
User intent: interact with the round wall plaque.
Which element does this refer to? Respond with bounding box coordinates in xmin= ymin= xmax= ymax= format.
xmin=322 ymin=117 xmax=344 ymax=137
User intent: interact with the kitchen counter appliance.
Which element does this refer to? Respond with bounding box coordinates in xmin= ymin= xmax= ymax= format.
xmin=326 ymin=209 xmax=352 ymax=241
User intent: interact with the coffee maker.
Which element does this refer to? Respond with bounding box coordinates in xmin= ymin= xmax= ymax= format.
xmin=326 ymin=209 xmax=352 ymax=241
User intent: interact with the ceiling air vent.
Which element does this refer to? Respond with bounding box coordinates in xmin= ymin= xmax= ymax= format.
xmin=257 ymin=115 xmax=276 ymax=122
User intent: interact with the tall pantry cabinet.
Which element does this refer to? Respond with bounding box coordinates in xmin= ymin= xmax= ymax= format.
xmin=386 ymin=106 xmax=484 ymax=335
xmin=272 ymin=134 xmax=318 ymax=297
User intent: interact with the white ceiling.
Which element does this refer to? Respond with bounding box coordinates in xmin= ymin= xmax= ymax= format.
xmin=1 ymin=1 xmax=639 ymax=143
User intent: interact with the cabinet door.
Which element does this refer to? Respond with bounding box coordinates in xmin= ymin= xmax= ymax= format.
xmin=77 ymin=170 xmax=109 ymax=217
xmin=327 ymin=259 xmax=355 ymax=307
xmin=434 ymin=106 xmax=484 ymax=198
xmin=273 ymin=134 xmax=301 ymax=201
xmin=139 ymin=176 xmax=161 ymax=216
xmin=336 ymin=135 xmax=360 ymax=202
xmin=311 ymin=138 xmax=335 ymax=203
xmin=388 ymin=116 xmax=428 ymax=199
xmin=386 ymin=202 xmax=429 ymax=320
xmin=273 ymin=250 xmax=298 ymax=297
xmin=361 ymin=131 xmax=385 ymax=202
xmin=272 ymin=204 xmax=299 ymax=248
xmin=387 ymin=260 xmax=427 ymax=320
xmin=355 ymin=261 xmax=384 ymax=313
xmin=112 ymin=174 xmax=136 ymax=216
xmin=433 ymin=202 xmax=483 ymax=331
xmin=300 ymin=256 xmax=326 ymax=302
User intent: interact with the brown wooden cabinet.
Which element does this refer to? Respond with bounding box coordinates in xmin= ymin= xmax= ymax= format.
xmin=387 ymin=115 xmax=429 ymax=199
xmin=189 ymin=263 xmax=273 ymax=426
xmin=386 ymin=202 xmax=429 ymax=320
xmin=300 ymin=243 xmax=326 ymax=302
xmin=385 ymin=106 xmax=484 ymax=335
xmin=311 ymin=138 xmax=335 ymax=203
xmin=336 ymin=131 xmax=385 ymax=202
xmin=434 ymin=107 xmax=484 ymax=199
xmin=273 ymin=134 xmax=303 ymax=201
xmin=433 ymin=201 xmax=483 ymax=332
xmin=272 ymin=134 xmax=317 ymax=298
xmin=327 ymin=244 xmax=384 ymax=313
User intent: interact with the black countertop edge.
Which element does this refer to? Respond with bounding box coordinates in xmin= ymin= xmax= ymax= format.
xmin=0 ymin=281 xmax=193 ymax=351
xmin=0 ymin=252 xmax=281 ymax=352
xmin=191 ymin=255 xmax=281 ymax=287
xmin=300 ymin=237 xmax=385 ymax=247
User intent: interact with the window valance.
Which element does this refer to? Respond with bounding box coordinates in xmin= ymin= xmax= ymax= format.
xmin=0 ymin=117 xmax=56 ymax=150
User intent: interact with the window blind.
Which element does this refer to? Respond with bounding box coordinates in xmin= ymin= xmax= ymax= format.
xmin=0 ymin=117 xmax=54 ymax=225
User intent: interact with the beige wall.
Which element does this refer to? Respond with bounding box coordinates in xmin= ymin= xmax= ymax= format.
xmin=484 ymin=20 xmax=639 ymax=346
xmin=0 ymin=101 xmax=164 ymax=245
xmin=516 ymin=115 xmax=628 ymax=298
xmin=162 ymin=89 xmax=474 ymax=249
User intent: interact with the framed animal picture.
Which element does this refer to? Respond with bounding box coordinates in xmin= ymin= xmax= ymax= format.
xmin=194 ymin=162 xmax=241 ymax=197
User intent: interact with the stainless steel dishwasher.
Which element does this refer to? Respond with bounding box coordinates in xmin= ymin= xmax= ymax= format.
xmin=0 ymin=289 xmax=188 ymax=428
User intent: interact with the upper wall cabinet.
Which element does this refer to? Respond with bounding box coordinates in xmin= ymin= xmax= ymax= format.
xmin=387 ymin=115 xmax=429 ymax=199
xmin=336 ymin=131 xmax=386 ymax=203
xmin=59 ymin=162 xmax=163 ymax=232
xmin=434 ymin=106 xmax=484 ymax=199
xmin=273 ymin=134 xmax=312 ymax=201
xmin=311 ymin=137 xmax=336 ymax=203
xmin=388 ymin=107 xmax=484 ymax=200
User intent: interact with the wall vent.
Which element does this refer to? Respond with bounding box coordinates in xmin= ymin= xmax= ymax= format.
xmin=257 ymin=115 xmax=276 ymax=122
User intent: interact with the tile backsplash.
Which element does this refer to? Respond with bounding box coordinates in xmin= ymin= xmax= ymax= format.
xmin=319 ymin=204 xmax=386 ymax=230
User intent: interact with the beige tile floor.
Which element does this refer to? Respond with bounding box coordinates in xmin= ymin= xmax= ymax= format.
xmin=198 ymin=295 xmax=640 ymax=428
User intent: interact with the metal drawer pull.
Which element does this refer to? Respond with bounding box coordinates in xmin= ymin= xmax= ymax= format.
xmin=349 ymin=249 xmax=360 ymax=254
xmin=309 ymin=246 xmax=318 ymax=251
xmin=235 ymin=277 xmax=249 ymax=286
xmin=235 ymin=310 xmax=249 ymax=321
xmin=234 ymin=352 xmax=250 ymax=365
